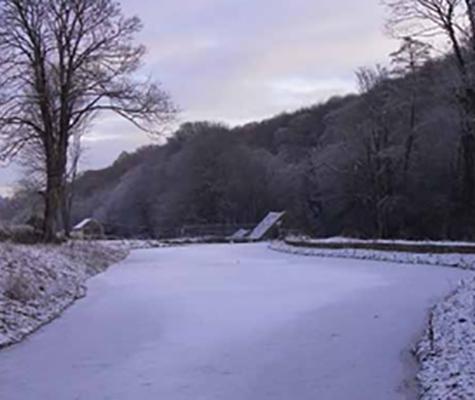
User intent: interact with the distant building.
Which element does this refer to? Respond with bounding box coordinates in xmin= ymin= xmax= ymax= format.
xmin=72 ymin=218 xmax=104 ymax=239
xmin=249 ymin=211 xmax=286 ymax=240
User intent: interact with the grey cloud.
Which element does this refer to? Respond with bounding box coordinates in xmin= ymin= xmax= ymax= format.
xmin=122 ymin=0 xmax=395 ymax=123
xmin=0 ymin=0 xmax=397 ymax=185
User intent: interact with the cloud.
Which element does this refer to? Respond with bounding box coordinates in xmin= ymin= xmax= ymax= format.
xmin=0 ymin=0 xmax=398 ymax=184
xmin=268 ymin=77 xmax=353 ymax=96
xmin=65 ymin=0 xmax=399 ymax=170
xmin=79 ymin=115 xmax=161 ymax=170
xmin=119 ymin=0 xmax=395 ymax=124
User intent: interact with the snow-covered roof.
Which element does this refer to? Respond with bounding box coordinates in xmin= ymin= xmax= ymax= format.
xmin=249 ymin=211 xmax=285 ymax=240
xmin=73 ymin=218 xmax=94 ymax=230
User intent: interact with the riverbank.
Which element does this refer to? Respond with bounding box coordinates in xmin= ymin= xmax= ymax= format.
xmin=0 ymin=241 xmax=128 ymax=348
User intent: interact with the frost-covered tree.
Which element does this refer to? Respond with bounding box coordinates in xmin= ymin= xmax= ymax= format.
xmin=390 ymin=37 xmax=432 ymax=181
xmin=384 ymin=0 xmax=475 ymax=210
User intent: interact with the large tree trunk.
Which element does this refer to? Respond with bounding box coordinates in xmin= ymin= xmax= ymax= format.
xmin=43 ymin=176 xmax=61 ymax=242
xmin=61 ymin=189 xmax=71 ymax=239
xmin=61 ymin=180 xmax=77 ymax=239
xmin=43 ymin=157 xmax=66 ymax=243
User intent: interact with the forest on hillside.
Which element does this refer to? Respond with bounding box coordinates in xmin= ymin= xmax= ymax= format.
xmin=70 ymin=64 xmax=469 ymax=239
xmin=63 ymin=58 xmax=468 ymax=239
xmin=67 ymin=41 xmax=475 ymax=240
xmin=2 ymin=51 xmax=470 ymax=240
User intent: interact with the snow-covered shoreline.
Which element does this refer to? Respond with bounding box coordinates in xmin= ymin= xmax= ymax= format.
xmin=270 ymin=240 xmax=475 ymax=399
xmin=417 ymin=279 xmax=475 ymax=399
xmin=270 ymin=240 xmax=475 ymax=270
xmin=0 ymin=241 xmax=128 ymax=349
xmin=289 ymin=236 xmax=475 ymax=247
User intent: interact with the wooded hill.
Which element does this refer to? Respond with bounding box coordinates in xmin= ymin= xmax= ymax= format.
xmin=67 ymin=54 xmax=471 ymax=240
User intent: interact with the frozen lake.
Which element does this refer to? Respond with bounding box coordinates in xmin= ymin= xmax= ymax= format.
xmin=0 ymin=243 xmax=470 ymax=400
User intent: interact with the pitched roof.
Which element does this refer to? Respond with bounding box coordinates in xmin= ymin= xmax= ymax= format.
xmin=73 ymin=218 xmax=94 ymax=230
xmin=249 ymin=211 xmax=286 ymax=240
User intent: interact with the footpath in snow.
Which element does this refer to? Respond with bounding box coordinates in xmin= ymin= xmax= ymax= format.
xmin=0 ymin=243 xmax=469 ymax=400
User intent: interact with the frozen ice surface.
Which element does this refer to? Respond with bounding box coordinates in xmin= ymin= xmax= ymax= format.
xmin=0 ymin=243 xmax=470 ymax=400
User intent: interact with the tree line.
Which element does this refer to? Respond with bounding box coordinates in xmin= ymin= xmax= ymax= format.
xmin=61 ymin=65 xmax=472 ymax=239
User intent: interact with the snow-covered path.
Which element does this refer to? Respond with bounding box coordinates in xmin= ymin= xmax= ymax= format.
xmin=0 ymin=243 xmax=470 ymax=400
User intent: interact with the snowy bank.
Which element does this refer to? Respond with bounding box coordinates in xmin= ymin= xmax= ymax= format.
xmin=97 ymin=239 xmax=167 ymax=250
xmin=0 ymin=241 xmax=128 ymax=348
xmin=270 ymin=240 xmax=475 ymax=400
xmin=97 ymin=237 xmax=233 ymax=250
xmin=416 ymin=278 xmax=475 ymax=399
xmin=269 ymin=240 xmax=475 ymax=270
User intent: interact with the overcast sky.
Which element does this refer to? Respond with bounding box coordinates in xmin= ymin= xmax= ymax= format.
xmin=0 ymin=0 xmax=396 ymax=194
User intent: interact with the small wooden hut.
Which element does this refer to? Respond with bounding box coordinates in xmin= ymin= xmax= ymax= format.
xmin=72 ymin=218 xmax=104 ymax=239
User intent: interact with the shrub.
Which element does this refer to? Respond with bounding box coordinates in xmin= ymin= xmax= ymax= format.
xmin=9 ymin=225 xmax=42 ymax=244
xmin=0 ymin=225 xmax=43 ymax=244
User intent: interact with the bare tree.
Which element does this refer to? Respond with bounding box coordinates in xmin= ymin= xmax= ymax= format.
xmin=355 ymin=66 xmax=401 ymax=237
xmin=384 ymin=0 xmax=475 ymax=208
xmin=0 ymin=0 xmax=175 ymax=242
xmin=390 ymin=37 xmax=432 ymax=182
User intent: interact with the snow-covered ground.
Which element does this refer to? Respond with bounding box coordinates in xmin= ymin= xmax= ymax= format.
xmin=0 ymin=241 xmax=128 ymax=348
xmin=289 ymin=236 xmax=475 ymax=247
xmin=0 ymin=243 xmax=470 ymax=400
xmin=416 ymin=279 xmax=475 ymax=399
xmin=271 ymin=241 xmax=475 ymax=270
xmin=97 ymin=239 xmax=167 ymax=250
